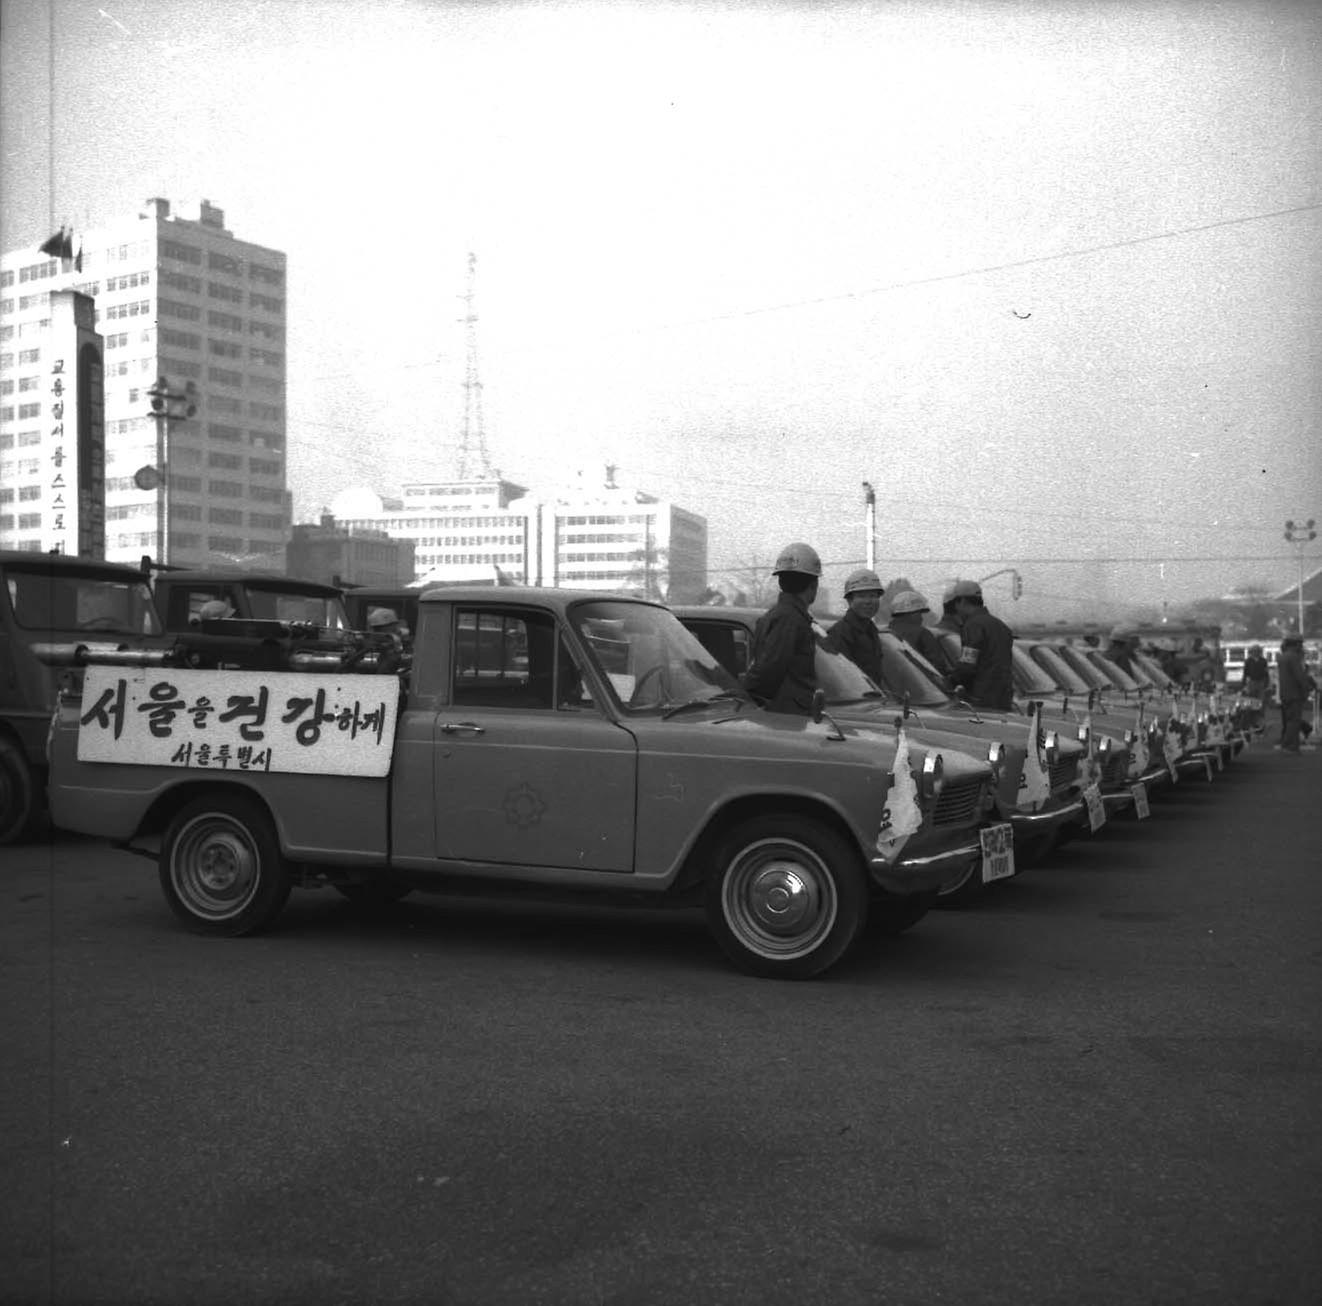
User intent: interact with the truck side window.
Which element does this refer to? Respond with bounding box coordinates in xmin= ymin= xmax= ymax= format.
xmin=453 ymin=608 xmax=561 ymax=710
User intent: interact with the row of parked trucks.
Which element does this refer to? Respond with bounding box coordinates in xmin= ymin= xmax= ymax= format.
xmin=2 ymin=550 xmax=1253 ymax=979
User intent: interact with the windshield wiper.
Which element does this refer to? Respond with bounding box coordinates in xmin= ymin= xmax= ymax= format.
xmin=661 ymin=692 xmax=748 ymax=720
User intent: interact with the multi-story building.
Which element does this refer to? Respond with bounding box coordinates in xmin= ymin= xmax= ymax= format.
xmin=328 ymin=472 xmax=709 ymax=600
xmin=0 ymin=198 xmax=289 ymax=569
xmin=287 ymin=512 xmax=416 ymax=588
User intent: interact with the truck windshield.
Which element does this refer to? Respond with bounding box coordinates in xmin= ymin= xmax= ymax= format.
xmin=5 ymin=566 xmax=163 ymax=636
xmin=572 ymin=600 xmax=744 ymax=713
xmin=1029 ymin=644 xmax=1096 ymax=693
xmin=815 ymin=641 xmax=898 ymax=704
xmin=246 ymin=588 xmax=349 ymax=629
xmin=875 ymin=633 xmax=952 ymax=707
xmin=1012 ymin=645 xmax=1060 ymax=694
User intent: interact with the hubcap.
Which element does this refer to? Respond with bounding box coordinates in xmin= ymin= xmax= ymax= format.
xmin=722 ymin=839 xmax=837 ymax=960
xmin=170 ymin=815 xmax=261 ymax=921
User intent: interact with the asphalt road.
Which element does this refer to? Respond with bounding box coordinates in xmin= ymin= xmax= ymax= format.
xmin=3 ymin=745 xmax=1320 ymax=1306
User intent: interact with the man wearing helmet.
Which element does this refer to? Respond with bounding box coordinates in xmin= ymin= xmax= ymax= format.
xmin=944 ymin=579 xmax=1014 ymax=710
xmin=887 ymin=590 xmax=954 ymax=678
xmin=1106 ymin=624 xmax=1140 ymax=674
xmin=823 ymin=567 xmax=884 ymax=684
xmin=744 ymin=542 xmax=823 ymax=714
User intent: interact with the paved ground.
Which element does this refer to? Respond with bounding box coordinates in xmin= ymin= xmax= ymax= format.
xmin=2 ymin=743 xmax=1320 ymax=1306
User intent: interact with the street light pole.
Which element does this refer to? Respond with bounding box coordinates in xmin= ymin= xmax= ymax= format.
xmin=1283 ymin=518 xmax=1317 ymax=635
xmin=145 ymin=376 xmax=196 ymax=567
xmin=862 ymin=481 xmax=876 ymax=572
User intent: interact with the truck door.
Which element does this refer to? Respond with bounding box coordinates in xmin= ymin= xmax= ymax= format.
xmin=431 ymin=606 xmax=638 ymax=872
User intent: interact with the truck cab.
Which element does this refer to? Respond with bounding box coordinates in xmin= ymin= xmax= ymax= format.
xmin=0 ymin=549 xmax=167 ymax=841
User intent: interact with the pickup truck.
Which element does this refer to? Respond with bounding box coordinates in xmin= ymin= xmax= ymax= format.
xmin=1 ymin=549 xmax=169 ymax=843
xmin=673 ymin=607 xmax=1107 ymax=879
xmin=43 ymin=586 xmax=1003 ymax=979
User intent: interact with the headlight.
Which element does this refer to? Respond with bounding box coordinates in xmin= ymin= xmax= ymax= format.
xmin=1044 ymin=731 xmax=1060 ymax=766
xmin=920 ymin=752 xmax=944 ymax=801
xmin=1097 ymin=734 xmax=1114 ymax=756
xmin=1076 ymin=724 xmax=1091 ymax=747
xmin=986 ymin=740 xmax=1006 ymax=784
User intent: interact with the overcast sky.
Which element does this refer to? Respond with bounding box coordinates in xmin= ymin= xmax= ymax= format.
xmin=2 ymin=0 xmax=1319 ymax=618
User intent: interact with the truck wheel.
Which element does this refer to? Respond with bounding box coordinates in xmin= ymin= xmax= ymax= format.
xmin=159 ymin=794 xmax=291 ymax=936
xmin=0 ymin=739 xmax=36 ymax=846
xmin=704 ymin=816 xmax=866 ymax=979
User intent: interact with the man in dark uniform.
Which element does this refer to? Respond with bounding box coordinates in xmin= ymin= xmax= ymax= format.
xmin=823 ymin=567 xmax=884 ymax=684
xmin=887 ymin=589 xmax=954 ymax=678
xmin=944 ymin=579 xmax=1014 ymax=710
xmin=1105 ymin=624 xmax=1140 ymax=674
xmin=744 ymin=542 xmax=823 ymax=714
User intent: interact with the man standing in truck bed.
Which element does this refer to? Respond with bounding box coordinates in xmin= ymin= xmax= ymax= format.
xmin=944 ymin=579 xmax=1014 ymax=711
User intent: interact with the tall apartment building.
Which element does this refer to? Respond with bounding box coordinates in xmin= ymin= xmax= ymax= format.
xmin=0 ymin=198 xmax=289 ymax=569
xmin=329 ymin=472 xmax=709 ymax=601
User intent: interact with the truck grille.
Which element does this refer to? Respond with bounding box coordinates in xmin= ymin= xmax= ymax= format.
xmin=1101 ymin=753 xmax=1129 ymax=786
xmin=932 ymin=777 xmax=985 ymax=827
xmin=1049 ymin=756 xmax=1079 ymax=793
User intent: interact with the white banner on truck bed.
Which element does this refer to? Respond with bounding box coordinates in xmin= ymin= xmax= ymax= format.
xmin=76 ymin=667 xmax=401 ymax=777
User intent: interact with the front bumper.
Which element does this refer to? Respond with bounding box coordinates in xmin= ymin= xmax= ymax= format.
xmin=1009 ymin=796 xmax=1086 ymax=834
xmin=869 ymin=836 xmax=983 ymax=896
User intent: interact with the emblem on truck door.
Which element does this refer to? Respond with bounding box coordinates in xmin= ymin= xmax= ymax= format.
xmin=503 ymin=782 xmax=546 ymax=828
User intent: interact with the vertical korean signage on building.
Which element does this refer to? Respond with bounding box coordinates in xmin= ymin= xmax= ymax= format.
xmin=44 ymin=291 xmax=106 ymax=557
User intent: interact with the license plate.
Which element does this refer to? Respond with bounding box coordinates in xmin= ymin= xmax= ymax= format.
xmin=1130 ymin=781 xmax=1150 ymax=820
xmin=1083 ymin=781 xmax=1106 ymax=833
xmin=979 ymin=822 xmax=1016 ymax=883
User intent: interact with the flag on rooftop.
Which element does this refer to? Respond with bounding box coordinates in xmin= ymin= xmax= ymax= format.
xmin=38 ymin=227 xmax=75 ymax=261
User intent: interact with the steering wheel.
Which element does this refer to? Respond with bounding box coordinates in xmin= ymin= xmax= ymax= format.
xmin=629 ymin=663 xmax=671 ymax=707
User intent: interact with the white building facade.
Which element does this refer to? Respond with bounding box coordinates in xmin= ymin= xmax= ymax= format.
xmin=1 ymin=198 xmax=289 ymax=569
xmin=330 ymin=475 xmax=709 ymax=600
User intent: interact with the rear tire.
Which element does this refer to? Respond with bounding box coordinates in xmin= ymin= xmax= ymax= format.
xmin=159 ymin=793 xmax=291 ymax=936
xmin=0 ymin=738 xmax=36 ymax=846
xmin=704 ymin=815 xmax=867 ymax=979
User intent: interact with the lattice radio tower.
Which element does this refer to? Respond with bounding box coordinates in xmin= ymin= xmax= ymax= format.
xmin=457 ymin=251 xmax=492 ymax=479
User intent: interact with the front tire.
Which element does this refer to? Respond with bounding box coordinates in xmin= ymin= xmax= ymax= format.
xmin=704 ymin=816 xmax=867 ymax=979
xmin=0 ymin=738 xmax=36 ymax=846
xmin=159 ymin=793 xmax=291 ymax=936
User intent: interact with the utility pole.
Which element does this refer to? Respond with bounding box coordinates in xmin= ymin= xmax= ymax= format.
xmin=143 ymin=376 xmax=196 ymax=566
xmin=457 ymin=252 xmax=492 ymax=480
xmin=862 ymin=481 xmax=876 ymax=572
xmin=1284 ymin=518 xmax=1317 ymax=634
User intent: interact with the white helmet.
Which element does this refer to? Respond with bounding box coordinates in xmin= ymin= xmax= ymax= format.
xmin=772 ymin=542 xmax=823 ymax=577
xmin=843 ymin=567 xmax=883 ymax=596
xmin=889 ymin=590 xmax=930 ymax=616
xmin=943 ymin=579 xmax=982 ymax=603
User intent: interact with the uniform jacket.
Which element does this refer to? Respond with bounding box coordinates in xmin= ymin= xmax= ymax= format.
xmin=1242 ymin=653 xmax=1270 ymax=689
xmin=744 ymin=592 xmax=818 ymax=714
xmin=889 ymin=621 xmax=954 ymax=676
xmin=824 ymin=607 xmax=883 ymax=685
xmin=1277 ymin=647 xmax=1318 ymax=705
xmin=949 ymin=607 xmax=1015 ymax=710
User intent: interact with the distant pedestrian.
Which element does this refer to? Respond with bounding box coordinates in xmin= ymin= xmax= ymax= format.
xmin=744 ymin=542 xmax=822 ymax=714
xmin=1105 ymin=625 xmax=1140 ymax=675
xmin=943 ymin=579 xmax=1015 ymax=711
xmin=1275 ymin=635 xmax=1318 ymax=753
xmin=1242 ymin=644 xmax=1270 ymax=702
xmin=823 ymin=568 xmax=884 ymax=684
xmin=886 ymin=590 xmax=954 ymax=678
